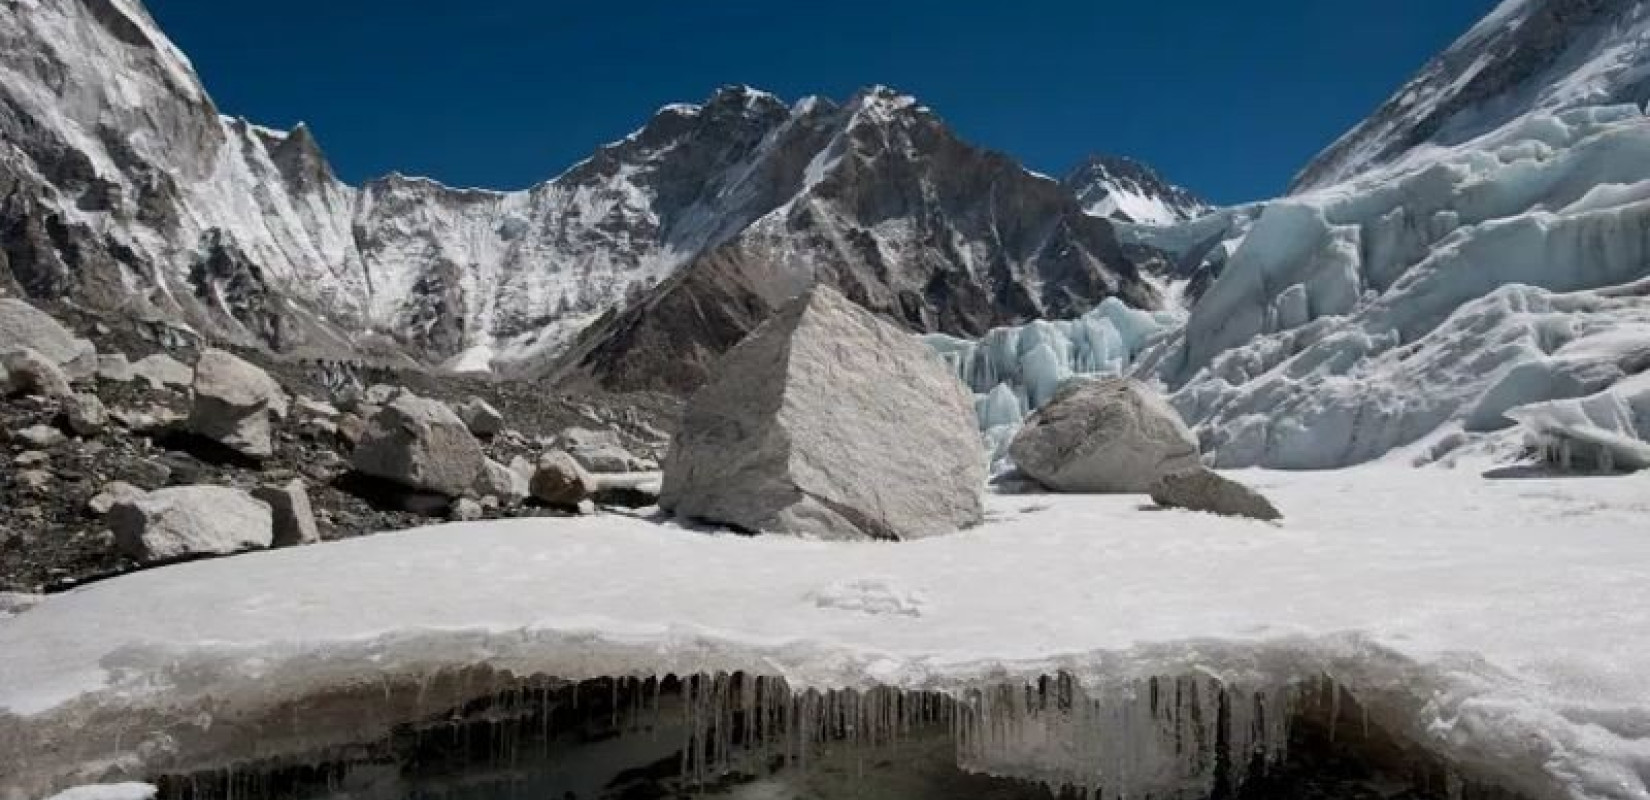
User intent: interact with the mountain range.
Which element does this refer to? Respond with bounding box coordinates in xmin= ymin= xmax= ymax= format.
xmin=0 ymin=0 xmax=1213 ymax=394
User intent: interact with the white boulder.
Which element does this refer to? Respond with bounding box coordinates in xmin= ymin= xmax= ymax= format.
xmin=1009 ymin=377 xmax=1201 ymax=493
xmin=131 ymin=353 xmax=194 ymax=391
xmin=660 ymin=286 xmax=987 ymax=540
xmin=455 ymin=396 xmax=505 ymax=437
xmin=109 ymin=486 xmax=273 ymax=563
xmin=251 ymin=479 xmax=322 ymax=547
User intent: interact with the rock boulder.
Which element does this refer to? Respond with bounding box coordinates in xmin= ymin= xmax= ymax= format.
xmin=187 ymin=349 xmax=289 ymax=459
xmin=351 ymin=394 xmax=486 ymax=496
xmin=0 ymin=298 xmax=96 ymax=379
xmin=1149 ymin=468 xmax=1283 ymax=522
xmin=1009 ymin=378 xmax=1200 ymax=493
xmin=660 ymin=286 xmax=986 ymax=540
xmin=530 ymin=450 xmax=595 ymax=507
xmin=251 ymin=479 xmax=322 ymax=546
xmin=109 ymin=486 xmax=273 ymax=563
xmin=1 ymin=348 xmax=73 ymax=398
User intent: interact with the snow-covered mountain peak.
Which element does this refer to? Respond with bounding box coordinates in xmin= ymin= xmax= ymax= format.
xmin=1293 ymin=0 xmax=1650 ymax=192
xmin=1063 ymin=154 xmax=1212 ymax=225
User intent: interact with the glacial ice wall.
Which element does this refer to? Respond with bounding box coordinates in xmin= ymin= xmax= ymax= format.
xmin=1148 ymin=104 xmax=1650 ymax=469
xmin=924 ymin=298 xmax=1180 ymax=461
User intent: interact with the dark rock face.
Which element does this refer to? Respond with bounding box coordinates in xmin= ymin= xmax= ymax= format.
xmin=1150 ymin=468 xmax=1282 ymax=522
xmin=1292 ymin=0 xmax=1650 ymax=191
xmin=553 ymin=89 xmax=1158 ymax=395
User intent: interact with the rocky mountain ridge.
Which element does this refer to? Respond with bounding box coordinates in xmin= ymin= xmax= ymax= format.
xmin=0 ymin=0 xmax=1164 ymax=388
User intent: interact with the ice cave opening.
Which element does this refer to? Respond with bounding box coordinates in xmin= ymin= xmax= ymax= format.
xmin=126 ymin=669 xmax=1522 ymax=800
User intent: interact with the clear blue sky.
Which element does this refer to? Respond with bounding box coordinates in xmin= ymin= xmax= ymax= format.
xmin=147 ymin=0 xmax=1499 ymax=205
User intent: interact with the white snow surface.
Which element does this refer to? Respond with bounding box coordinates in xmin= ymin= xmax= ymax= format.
xmin=3 ymin=467 xmax=1649 ymax=799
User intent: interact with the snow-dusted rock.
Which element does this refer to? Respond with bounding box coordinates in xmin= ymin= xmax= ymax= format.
xmin=1507 ymin=372 xmax=1650 ymax=472
xmin=530 ymin=450 xmax=595 ymax=507
xmin=1 ymin=348 xmax=73 ymax=398
xmin=1010 ymin=378 xmax=1200 ymax=494
xmin=186 ymin=349 xmax=289 ymax=459
xmin=1150 ymin=468 xmax=1282 ymax=522
xmin=1064 ymin=154 xmax=1211 ymax=225
xmin=661 ymin=287 xmax=987 ymax=540
xmin=0 ymin=299 xmax=95 ymax=379
xmin=454 ymin=396 xmax=504 ymax=437
xmin=351 ymin=394 xmax=486 ymax=496
xmin=109 ymin=487 xmax=273 ymax=563
xmin=64 ymin=393 xmax=109 ymax=436
xmin=251 ymin=479 xmax=321 ymax=547
xmin=130 ymin=354 xmax=193 ymax=391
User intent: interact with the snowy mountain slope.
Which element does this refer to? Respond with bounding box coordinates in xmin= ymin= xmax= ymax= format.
xmin=1292 ymin=0 xmax=1650 ymax=192
xmin=547 ymin=88 xmax=1161 ymax=394
xmin=0 ymin=0 xmax=1161 ymax=377
xmin=1064 ymin=154 xmax=1211 ymax=225
xmin=1146 ymin=32 xmax=1650 ymax=469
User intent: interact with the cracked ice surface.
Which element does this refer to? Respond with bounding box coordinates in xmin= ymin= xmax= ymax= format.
xmin=2 ymin=467 xmax=1649 ymax=799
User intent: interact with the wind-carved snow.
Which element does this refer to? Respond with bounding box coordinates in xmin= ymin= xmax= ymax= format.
xmin=1149 ymin=104 xmax=1650 ymax=469
xmin=1 ymin=468 xmax=1648 ymax=799
xmin=926 ymin=298 xmax=1181 ymax=463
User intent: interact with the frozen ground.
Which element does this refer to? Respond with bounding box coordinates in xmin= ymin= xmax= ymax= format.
xmin=2 ymin=465 xmax=1648 ymax=799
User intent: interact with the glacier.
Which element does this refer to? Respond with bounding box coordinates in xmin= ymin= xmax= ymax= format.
xmin=1 ymin=467 xmax=1648 ymax=799
xmin=1143 ymin=103 xmax=1650 ymax=469
xmin=924 ymin=298 xmax=1181 ymax=463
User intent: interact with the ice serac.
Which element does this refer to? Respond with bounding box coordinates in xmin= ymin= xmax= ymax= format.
xmin=1150 ymin=0 xmax=1650 ymax=469
xmin=551 ymin=87 xmax=1159 ymax=395
xmin=1064 ymin=154 xmax=1212 ymax=225
xmin=660 ymin=286 xmax=986 ymax=540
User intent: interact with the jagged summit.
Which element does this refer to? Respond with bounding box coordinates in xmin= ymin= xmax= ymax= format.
xmin=1063 ymin=154 xmax=1211 ymax=225
xmin=0 ymin=0 xmax=1155 ymax=388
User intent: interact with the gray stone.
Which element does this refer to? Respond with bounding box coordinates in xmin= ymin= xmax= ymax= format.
xmin=16 ymin=470 xmax=52 ymax=490
xmin=474 ymin=458 xmax=528 ymax=504
xmin=14 ymin=451 xmax=49 ymax=467
xmin=64 ymin=393 xmax=109 ymax=436
xmin=351 ymin=394 xmax=487 ymax=496
xmin=455 ymin=396 xmax=505 ymax=437
xmin=251 ymin=479 xmax=322 ymax=547
xmin=555 ymin=426 xmax=649 ymax=473
xmin=1009 ymin=378 xmax=1201 ymax=493
xmin=294 ymin=396 xmax=340 ymax=418
xmin=450 ymin=498 xmax=484 ymax=522
xmin=87 ymin=481 xmax=146 ymax=516
xmin=362 ymin=384 xmax=402 ymax=406
xmin=109 ymin=486 xmax=274 ymax=563
xmin=530 ymin=450 xmax=595 ymax=507
xmin=96 ymin=353 xmax=136 ymax=383
xmin=1150 ymin=468 xmax=1283 ymax=522
xmin=187 ymin=349 xmax=289 ymax=459
xmin=131 ymin=353 xmax=194 ymax=390
xmin=1 ymin=348 xmax=73 ymax=398
xmin=660 ymin=286 xmax=987 ymax=540
xmin=15 ymin=424 xmax=66 ymax=448
xmin=0 ymin=298 xmax=96 ymax=379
